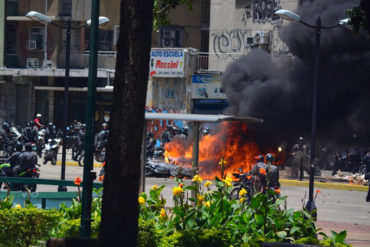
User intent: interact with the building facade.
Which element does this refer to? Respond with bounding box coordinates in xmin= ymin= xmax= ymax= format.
xmin=0 ymin=0 xmax=208 ymax=127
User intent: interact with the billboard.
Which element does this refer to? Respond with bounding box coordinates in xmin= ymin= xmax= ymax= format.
xmin=192 ymin=74 xmax=226 ymax=99
xmin=149 ymin=48 xmax=185 ymax=78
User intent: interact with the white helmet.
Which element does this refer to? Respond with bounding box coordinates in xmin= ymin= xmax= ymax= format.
xmin=36 ymin=113 xmax=42 ymax=118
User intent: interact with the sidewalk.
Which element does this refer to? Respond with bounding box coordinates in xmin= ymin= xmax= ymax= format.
xmin=317 ymin=221 xmax=370 ymax=247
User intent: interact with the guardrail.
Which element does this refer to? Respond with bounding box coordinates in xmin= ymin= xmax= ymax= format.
xmin=0 ymin=177 xmax=103 ymax=209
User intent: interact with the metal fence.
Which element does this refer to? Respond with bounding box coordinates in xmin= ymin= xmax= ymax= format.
xmin=196 ymin=52 xmax=243 ymax=72
xmin=57 ymin=51 xmax=117 ymax=70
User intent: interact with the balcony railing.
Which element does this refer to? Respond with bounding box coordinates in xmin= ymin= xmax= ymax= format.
xmin=57 ymin=51 xmax=117 ymax=69
xmin=196 ymin=52 xmax=242 ymax=72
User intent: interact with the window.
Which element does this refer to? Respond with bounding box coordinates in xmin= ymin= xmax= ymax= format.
xmin=63 ymin=27 xmax=80 ymax=49
xmin=85 ymin=29 xmax=114 ymax=51
xmin=6 ymin=23 xmax=17 ymax=55
xmin=201 ymin=0 xmax=210 ymax=25
xmin=159 ymin=26 xmax=184 ymax=48
xmin=28 ymin=27 xmax=44 ymax=50
xmin=59 ymin=0 xmax=72 ymax=16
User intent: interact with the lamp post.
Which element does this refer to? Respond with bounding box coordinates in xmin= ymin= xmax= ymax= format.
xmin=274 ymin=9 xmax=349 ymax=216
xmin=26 ymin=11 xmax=109 ymax=192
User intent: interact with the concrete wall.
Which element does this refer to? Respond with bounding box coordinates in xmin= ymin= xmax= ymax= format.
xmin=209 ymin=0 xmax=298 ymax=71
xmin=0 ymin=0 xmax=4 ymax=67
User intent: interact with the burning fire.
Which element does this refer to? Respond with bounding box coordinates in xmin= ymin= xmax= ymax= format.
xmin=164 ymin=122 xmax=273 ymax=180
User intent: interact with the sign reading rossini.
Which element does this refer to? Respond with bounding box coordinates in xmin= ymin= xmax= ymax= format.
xmin=149 ymin=48 xmax=185 ymax=78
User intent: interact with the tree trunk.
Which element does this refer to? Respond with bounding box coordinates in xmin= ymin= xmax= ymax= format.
xmin=361 ymin=0 xmax=370 ymax=38
xmin=99 ymin=1 xmax=153 ymax=246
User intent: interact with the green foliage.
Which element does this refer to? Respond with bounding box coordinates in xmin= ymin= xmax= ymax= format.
xmin=159 ymin=228 xmax=232 ymax=247
xmin=153 ymin=0 xmax=193 ymax=30
xmin=53 ymin=217 xmax=101 ymax=239
xmin=138 ymin=218 xmax=161 ymax=247
xmin=138 ymin=178 xmax=350 ymax=246
xmin=51 ymin=188 xmax=103 ymax=238
xmin=0 ymin=208 xmax=60 ymax=247
xmin=0 ymin=195 xmax=14 ymax=209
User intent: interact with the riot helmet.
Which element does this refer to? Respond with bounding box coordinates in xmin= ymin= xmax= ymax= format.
xmin=102 ymin=123 xmax=108 ymax=130
xmin=15 ymin=141 xmax=23 ymax=152
xmin=255 ymin=155 xmax=264 ymax=163
xmin=2 ymin=122 xmax=9 ymax=130
xmin=266 ymin=153 xmax=274 ymax=163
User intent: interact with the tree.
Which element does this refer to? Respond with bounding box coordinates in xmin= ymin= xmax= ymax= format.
xmin=348 ymin=0 xmax=370 ymax=37
xmin=99 ymin=0 xmax=192 ymax=246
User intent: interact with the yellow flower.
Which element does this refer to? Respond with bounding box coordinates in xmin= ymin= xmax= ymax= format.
xmin=204 ymin=181 xmax=212 ymax=188
xmin=151 ymin=185 xmax=158 ymax=190
xmin=218 ymin=156 xmax=227 ymax=167
xmin=159 ymin=208 xmax=167 ymax=219
xmin=138 ymin=196 xmax=145 ymax=205
xmin=239 ymin=188 xmax=247 ymax=197
xmin=197 ymin=194 xmax=205 ymax=206
xmin=172 ymin=186 xmax=184 ymax=196
xmin=239 ymin=197 xmax=246 ymax=203
xmin=203 ymin=201 xmax=211 ymax=208
xmin=15 ymin=204 xmax=21 ymax=209
xmin=192 ymin=174 xmax=203 ymax=183
xmin=222 ymin=176 xmax=233 ymax=187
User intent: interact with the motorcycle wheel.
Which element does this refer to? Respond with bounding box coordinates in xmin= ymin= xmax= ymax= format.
xmin=230 ymin=188 xmax=240 ymax=200
xmin=51 ymin=151 xmax=57 ymax=165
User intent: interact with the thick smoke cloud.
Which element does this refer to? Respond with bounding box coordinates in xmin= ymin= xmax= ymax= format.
xmin=223 ymin=0 xmax=370 ymax=151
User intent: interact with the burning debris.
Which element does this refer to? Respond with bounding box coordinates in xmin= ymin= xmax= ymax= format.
xmin=162 ymin=122 xmax=284 ymax=180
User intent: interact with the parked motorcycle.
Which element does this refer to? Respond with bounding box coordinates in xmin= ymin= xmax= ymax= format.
xmin=44 ymin=138 xmax=61 ymax=165
xmin=230 ymin=171 xmax=254 ymax=204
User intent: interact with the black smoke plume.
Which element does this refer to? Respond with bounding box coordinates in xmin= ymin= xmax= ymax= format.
xmin=222 ymin=0 xmax=370 ymax=152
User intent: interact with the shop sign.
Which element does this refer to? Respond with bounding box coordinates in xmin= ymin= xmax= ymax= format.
xmin=149 ymin=48 xmax=185 ymax=78
xmin=192 ymin=74 xmax=226 ymax=99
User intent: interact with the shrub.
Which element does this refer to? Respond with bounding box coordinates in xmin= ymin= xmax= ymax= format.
xmin=0 ymin=207 xmax=60 ymax=247
xmin=53 ymin=217 xmax=101 ymax=239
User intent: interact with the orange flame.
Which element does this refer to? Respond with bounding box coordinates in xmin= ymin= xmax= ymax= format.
xmin=164 ymin=122 xmax=263 ymax=180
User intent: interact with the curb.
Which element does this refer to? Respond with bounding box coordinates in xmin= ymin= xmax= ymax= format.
xmin=280 ymin=179 xmax=368 ymax=192
xmin=55 ymin=161 xmax=103 ymax=168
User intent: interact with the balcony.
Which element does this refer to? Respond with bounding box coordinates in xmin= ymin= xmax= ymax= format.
xmin=57 ymin=51 xmax=117 ymax=70
xmin=196 ymin=52 xmax=242 ymax=72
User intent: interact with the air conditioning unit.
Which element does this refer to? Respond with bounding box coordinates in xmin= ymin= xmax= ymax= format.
xmin=163 ymin=29 xmax=176 ymax=39
xmin=27 ymin=40 xmax=37 ymax=50
xmin=252 ymin=31 xmax=270 ymax=45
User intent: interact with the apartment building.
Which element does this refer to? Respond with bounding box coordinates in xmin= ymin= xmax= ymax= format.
xmin=0 ymin=0 xmax=209 ymax=126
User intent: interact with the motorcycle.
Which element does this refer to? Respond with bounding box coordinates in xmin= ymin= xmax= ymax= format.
xmin=230 ymin=171 xmax=255 ymax=204
xmin=44 ymin=138 xmax=61 ymax=165
xmin=36 ymin=129 xmax=46 ymax=158
xmin=10 ymin=164 xmax=40 ymax=192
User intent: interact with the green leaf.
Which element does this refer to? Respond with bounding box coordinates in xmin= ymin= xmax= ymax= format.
xmin=290 ymin=226 xmax=300 ymax=235
xmin=254 ymin=214 xmax=264 ymax=225
xmin=334 ymin=230 xmax=347 ymax=243
xmin=277 ymin=231 xmax=287 ymax=239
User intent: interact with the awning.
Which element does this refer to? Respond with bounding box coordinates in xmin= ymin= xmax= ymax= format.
xmin=34 ymin=86 xmax=113 ymax=92
xmin=145 ymin=112 xmax=263 ymax=123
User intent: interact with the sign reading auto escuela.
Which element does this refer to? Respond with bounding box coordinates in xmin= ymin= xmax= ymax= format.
xmin=149 ymin=48 xmax=185 ymax=78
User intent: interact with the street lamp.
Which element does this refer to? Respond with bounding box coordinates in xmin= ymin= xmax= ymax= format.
xmin=274 ymin=9 xmax=349 ymax=217
xmin=26 ymin=11 xmax=109 ymax=192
